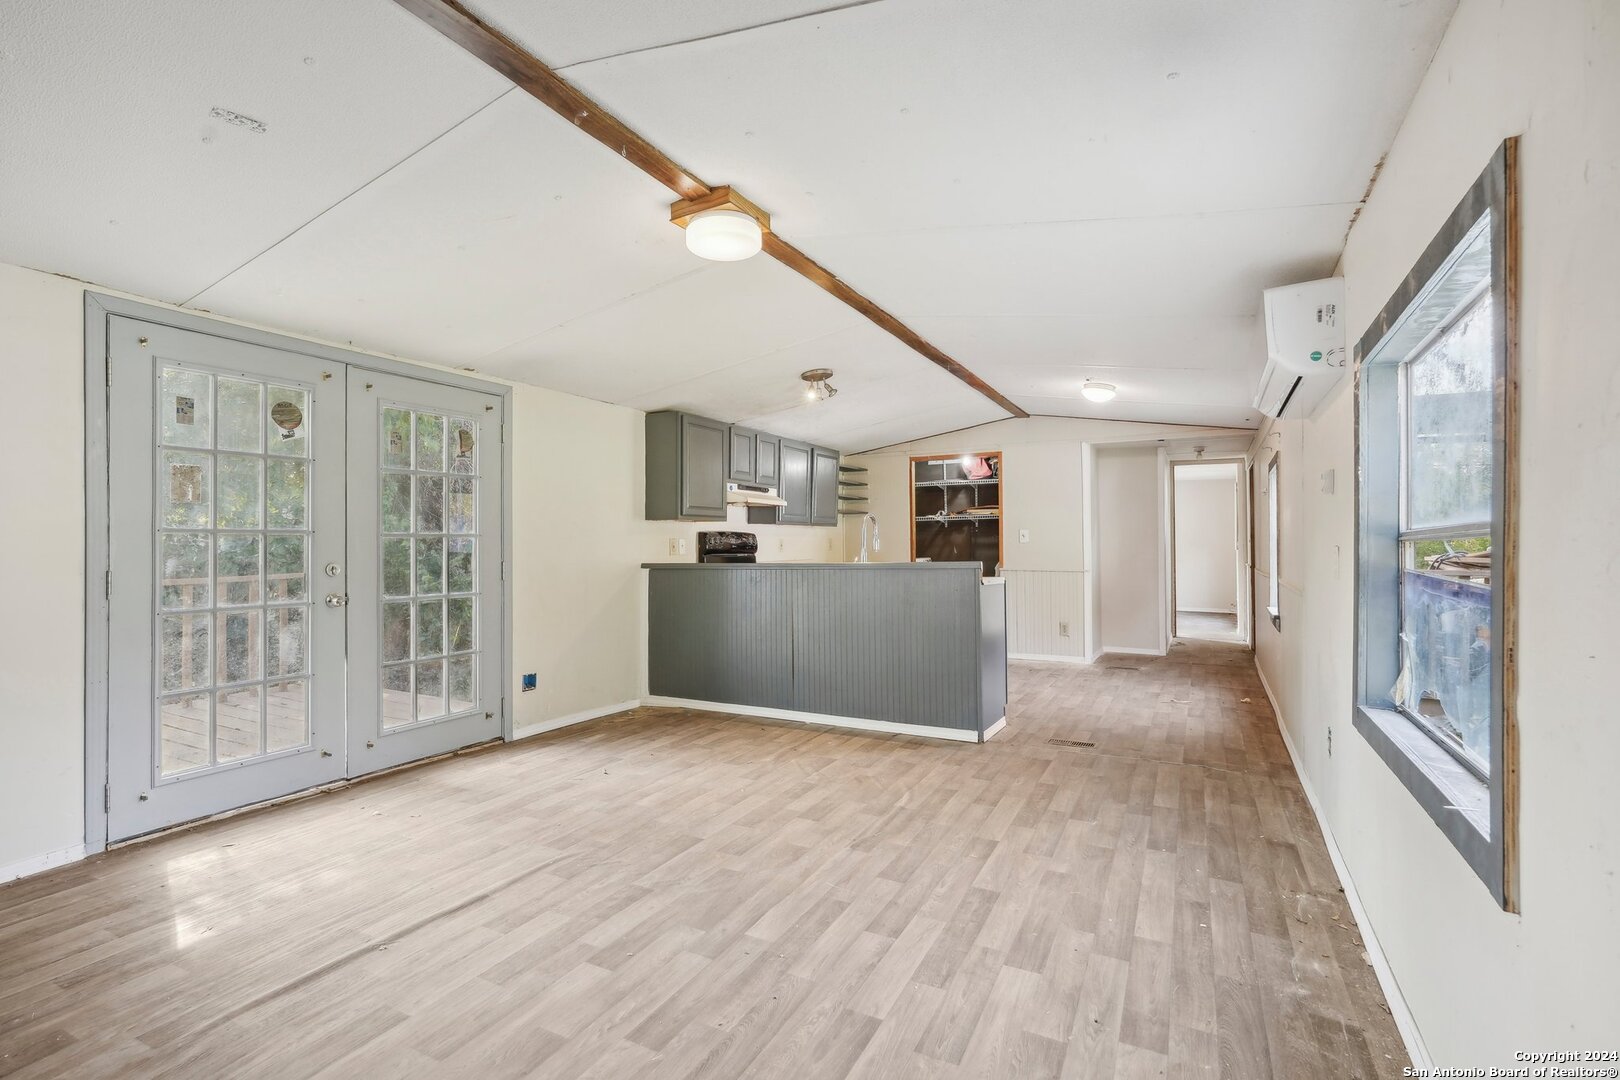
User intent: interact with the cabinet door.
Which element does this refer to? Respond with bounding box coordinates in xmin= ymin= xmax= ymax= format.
xmin=727 ymin=427 xmax=756 ymax=483
xmin=777 ymin=440 xmax=812 ymax=525
xmin=680 ymin=414 xmax=728 ymax=520
xmin=810 ymin=446 xmax=840 ymax=526
xmin=755 ymin=433 xmax=780 ymax=487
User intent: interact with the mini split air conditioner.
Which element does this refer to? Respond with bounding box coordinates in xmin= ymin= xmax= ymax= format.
xmin=1253 ymin=277 xmax=1347 ymax=419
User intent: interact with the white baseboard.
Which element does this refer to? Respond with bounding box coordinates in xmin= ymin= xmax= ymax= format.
xmin=1253 ymin=662 xmax=1431 ymax=1073
xmin=1099 ymin=645 xmax=1167 ymax=657
xmin=1177 ymin=606 xmax=1237 ymax=615
xmin=1009 ymin=652 xmax=1092 ymax=665
xmin=982 ymin=716 xmax=1008 ymax=741
xmin=513 ymin=699 xmax=639 ymax=741
xmin=642 ymin=696 xmax=981 ymax=744
xmin=2 ymin=843 xmax=85 ymax=884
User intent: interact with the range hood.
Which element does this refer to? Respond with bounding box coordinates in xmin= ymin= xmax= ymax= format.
xmin=725 ymin=482 xmax=786 ymax=507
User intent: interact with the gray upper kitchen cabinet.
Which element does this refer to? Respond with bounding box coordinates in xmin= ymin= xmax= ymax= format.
xmin=777 ymin=440 xmax=813 ymax=525
xmin=645 ymin=411 xmax=728 ymax=520
xmin=755 ymin=433 xmax=780 ymax=487
xmin=810 ymin=446 xmax=840 ymax=526
xmin=727 ymin=427 xmax=757 ymax=483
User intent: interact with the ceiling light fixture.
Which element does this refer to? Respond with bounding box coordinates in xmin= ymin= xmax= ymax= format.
xmin=801 ymin=368 xmax=838 ymax=403
xmin=670 ymin=185 xmax=769 ymax=262
xmin=1080 ymin=380 xmax=1117 ymax=403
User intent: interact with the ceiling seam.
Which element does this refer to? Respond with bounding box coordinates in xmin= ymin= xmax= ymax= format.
xmin=551 ymin=0 xmax=890 ymax=71
xmin=181 ymin=87 xmax=517 ymax=307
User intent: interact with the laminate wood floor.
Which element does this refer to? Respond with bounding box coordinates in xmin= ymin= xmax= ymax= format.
xmin=0 ymin=640 xmax=1405 ymax=1079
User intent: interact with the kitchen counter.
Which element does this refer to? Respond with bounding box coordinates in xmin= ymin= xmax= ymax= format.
xmin=643 ymin=561 xmax=1007 ymax=742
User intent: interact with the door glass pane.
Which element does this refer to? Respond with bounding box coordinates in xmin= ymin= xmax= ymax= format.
xmin=217 ymin=379 xmax=263 ymax=453
xmin=383 ymin=538 xmax=412 ymax=597
xmin=415 ymin=414 xmax=445 ymax=472
xmin=267 ymin=535 xmax=306 ymax=602
xmin=267 ymin=607 xmax=306 ymax=677
xmin=161 ymin=368 xmax=212 ymax=448
xmin=268 ymin=387 xmax=310 ymax=457
xmin=217 ymin=610 xmax=262 ymax=685
xmin=267 ymin=679 xmax=309 ymax=752
xmin=416 ymin=660 xmax=446 ymax=720
xmin=415 ymin=537 xmax=443 ymax=595
xmin=216 ymin=535 xmax=261 ymax=605
xmin=446 ymin=538 xmax=475 ymax=593
xmin=216 ymin=455 xmax=263 ymax=529
xmin=267 ymin=460 xmax=307 ymax=529
xmin=215 ymin=685 xmax=263 ymax=763
xmin=383 ymin=408 xmax=412 ymax=469
xmin=160 ymin=533 xmax=210 ymax=610
xmin=382 ymin=665 xmax=413 ymax=728
xmin=163 ymin=451 xmax=212 ymax=528
xmin=153 ymin=369 xmax=316 ymax=776
xmin=159 ymin=614 xmax=209 ymax=693
xmin=159 ymin=697 xmax=210 ymax=776
xmin=378 ymin=404 xmax=482 ymax=729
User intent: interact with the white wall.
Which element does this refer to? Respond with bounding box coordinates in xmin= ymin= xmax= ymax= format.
xmin=1252 ymin=0 xmax=1620 ymax=1065
xmin=0 ymin=261 xmax=838 ymax=876
xmin=1172 ymin=467 xmax=1239 ymax=613
xmin=1094 ymin=446 xmax=1165 ymax=653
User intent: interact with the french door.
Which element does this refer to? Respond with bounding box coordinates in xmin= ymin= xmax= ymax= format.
xmin=104 ymin=317 xmax=503 ymax=841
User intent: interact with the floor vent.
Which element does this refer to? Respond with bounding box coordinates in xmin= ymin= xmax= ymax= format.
xmin=1047 ymin=738 xmax=1096 ymax=749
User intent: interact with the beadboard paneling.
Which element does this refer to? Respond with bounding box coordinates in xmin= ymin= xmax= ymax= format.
xmin=1004 ymin=569 xmax=1086 ymax=659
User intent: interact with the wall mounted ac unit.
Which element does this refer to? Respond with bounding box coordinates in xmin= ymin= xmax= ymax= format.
xmin=1253 ymin=277 xmax=1347 ymax=418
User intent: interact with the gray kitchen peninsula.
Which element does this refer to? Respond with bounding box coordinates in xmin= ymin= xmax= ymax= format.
xmin=642 ymin=562 xmax=1007 ymax=742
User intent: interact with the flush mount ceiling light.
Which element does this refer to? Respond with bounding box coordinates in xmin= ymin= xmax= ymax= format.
xmin=801 ymin=368 xmax=838 ymax=403
xmin=1080 ymin=380 xmax=1117 ymax=403
xmin=671 ymin=185 xmax=769 ymax=262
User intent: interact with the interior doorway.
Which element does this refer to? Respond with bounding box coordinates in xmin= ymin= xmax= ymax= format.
xmin=1170 ymin=460 xmax=1248 ymax=644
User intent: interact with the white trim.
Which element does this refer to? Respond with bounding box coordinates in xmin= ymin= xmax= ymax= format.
xmin=1009 ymin=652 xmax=1093 ymax=665
xmin=642 ymin=696 xmax=981 ymax=743
xmin=982 ymin=716 xmax=1008 ymax=741
xmin=1253 ymin=661 xmax=1432 ymax=1073
xmin=2 ymin=844 xmax=86 ymax=884
xmin=1099 ymin=645 xmax=1168 ymax=657
xmin=513 ymin=700 xmax=638 ymax=741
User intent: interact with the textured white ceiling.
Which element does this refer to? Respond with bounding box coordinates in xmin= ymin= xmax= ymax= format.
xmin=0 ymin=0 xmax=1457 ymax=449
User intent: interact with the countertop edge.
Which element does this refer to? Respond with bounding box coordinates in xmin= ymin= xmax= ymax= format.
xmin=640 ymin=561 xmax=986 ymax=571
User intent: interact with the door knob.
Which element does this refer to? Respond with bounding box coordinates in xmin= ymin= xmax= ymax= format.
xmin=325 ymin=593 xmax=349 ymax=608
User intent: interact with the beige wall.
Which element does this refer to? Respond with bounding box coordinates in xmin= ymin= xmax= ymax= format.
xmin=1094 ymin=446 xmax=1166 ymax=653
xmin=1252 ymin=0 xmax=1620 ymax=1065
xmin=0 ymin=261 xmax=837 ymax=876
xmin=1173 ymin=468 xmax=1239 ymax=614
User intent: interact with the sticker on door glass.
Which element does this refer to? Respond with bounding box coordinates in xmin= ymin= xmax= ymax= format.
xmin=271 ymin=400 xmax=304 ymax=441
xmin=175 ymin=395 xmax=196 ymax=426
xmin=171 ymin=462 xmax=204 ymax=503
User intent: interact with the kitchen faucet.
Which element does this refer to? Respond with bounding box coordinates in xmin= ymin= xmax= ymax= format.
xmin=854 ymin=513 xmax=880 ymax=563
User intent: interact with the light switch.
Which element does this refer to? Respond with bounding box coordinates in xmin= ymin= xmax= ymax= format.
xmin=667 ymin=537 xmax=680 ymax=556
xmin=1321 ymin=468 xmax=1335 ymax=495
xmin=1019 ymin=529 xmax=1030 ymax=543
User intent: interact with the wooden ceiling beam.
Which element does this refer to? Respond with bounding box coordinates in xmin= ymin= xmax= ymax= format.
xmin=391 ymin=0 xmax=1028 ymax=420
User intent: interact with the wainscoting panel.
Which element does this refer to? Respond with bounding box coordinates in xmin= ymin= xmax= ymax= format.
xmin=1004 ymin=570 xmax=1086 ymax=660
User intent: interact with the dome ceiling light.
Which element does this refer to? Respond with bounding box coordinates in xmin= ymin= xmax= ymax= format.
xmin=670 ymin=185 xmax=770 ymax=262
xmin=1080 ymin=380 xmax=1118 ymax=403
xmin=801 ymin=368 xmax=838 ymax=403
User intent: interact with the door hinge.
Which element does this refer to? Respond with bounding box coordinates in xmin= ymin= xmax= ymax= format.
xmin=105 ymin=356 xmax=112 ymax=388
xmin=501 ymin=424 xmax=507 ymax=445
xmin=105 ymin=569 xmax=112 ymax=599
xmin=500 ymin=560 xmax=506 ymax=581
xmin=501 ymin=696 xmax=507 ymax=719
xmin=103 ymin=784 xmax=110 ymax=813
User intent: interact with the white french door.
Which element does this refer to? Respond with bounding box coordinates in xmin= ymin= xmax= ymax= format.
xmin=104 ymin=317 xmax=504 ymax=841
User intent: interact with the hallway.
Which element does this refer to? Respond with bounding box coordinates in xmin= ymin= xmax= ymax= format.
xmin=0 ymin=643 xmax=1402 ymax=1079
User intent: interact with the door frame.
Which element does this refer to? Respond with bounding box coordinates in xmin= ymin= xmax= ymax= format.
xmin=84 ymin=292 xmax=513 ymax=854
xmin=1166 ymin=456 xmax=1252 ymax=647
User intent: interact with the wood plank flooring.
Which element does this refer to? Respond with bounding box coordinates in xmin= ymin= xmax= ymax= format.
xmin=0 ymin=640 xmax=1406 ymax=1079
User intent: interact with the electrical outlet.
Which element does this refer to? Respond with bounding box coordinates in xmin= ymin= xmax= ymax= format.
xmin=678 ymin=538 xmax=688 ymax=556
xmin=779 ymin=538 xmax=785 ymax=552
xmin=667 ymin=537 xmax=680 ymax=557
xmin=1058 ymin=620 xmax=1070 ymax=638
xmin=1019 ymin=529 xmax=1030 ymax=543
